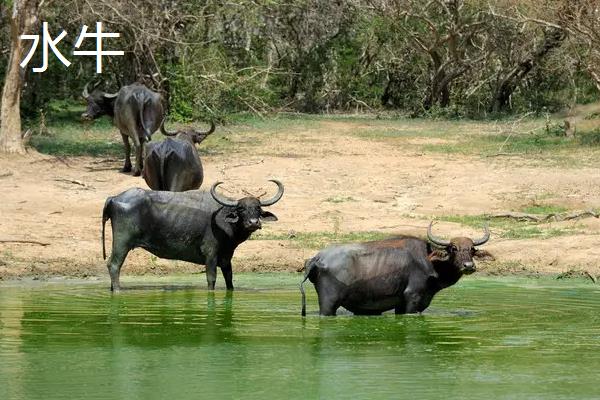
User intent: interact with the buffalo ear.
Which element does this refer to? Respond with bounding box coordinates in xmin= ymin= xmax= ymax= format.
xmin=428 ymin=249 xmax=449 ymax=262
xmin=224 ymin=212 xmax=239 ymax=223
xmin=474 ymin=249 xmax=495 ymax=261
xmin=260 ymin=210 xmax=278 ymax=222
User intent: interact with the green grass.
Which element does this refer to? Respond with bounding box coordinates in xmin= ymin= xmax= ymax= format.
xmin=27 ymin=106 xmax=600 ymax=165
xmin=420 ymin=125 xmax=600 ymax=165
xmin=251 ymin=231 xmax=391 ymax=250
xmin=227 ymin=113 xmax=322 ymax=132
xmin=323 ymin=196 xmax=358 ymax=204
xmin=521 ymin=204 xmax=568 ymax=214
xmin=28 ymin=102 xmax=244 ymax=157
xmin=437 ymin=213 xmax=585 ymax=240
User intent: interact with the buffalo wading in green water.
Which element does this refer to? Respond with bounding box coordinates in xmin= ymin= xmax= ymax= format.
xmin=300 ymin=222 xmax=493 ymax=316
xmin=101 ymin=180 xmax=284 ymax=291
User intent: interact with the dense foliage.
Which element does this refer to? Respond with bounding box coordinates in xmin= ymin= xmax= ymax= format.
xmin=1 ymin=0 xmax=599 ymax=121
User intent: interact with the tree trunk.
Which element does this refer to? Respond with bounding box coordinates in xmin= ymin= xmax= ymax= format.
xmin=0 ymin=0 xmax=39 ymax=154
xmin=491 ymin=27 xmax=566 ymax=113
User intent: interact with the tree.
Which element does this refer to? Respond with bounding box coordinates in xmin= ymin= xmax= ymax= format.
xmin=372 ymin=0 xmax=487 ymax=110
xmin=0 ymin=0 xmax=41 ymax=154
xmin=557 ymin=0 xmax=600 ymax=91
xmin=487 ymin=3 xmax=567 ymax=112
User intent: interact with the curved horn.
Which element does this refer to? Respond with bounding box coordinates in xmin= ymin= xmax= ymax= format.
xmin=82 ymin=81 xmax=91 ymax=98
xmin=210 ymin=182 xmax=238 ymax=207
xmin=427 ymin=221 xmax=451 ymax=247
xmin=191 ymin=121 xmax=216 ymax=144
xmin=199 ymin=121 xmax=216 ymax=136
xmin=259 ymin=180 xmax=284 ymax=207
xmin=160 ymin=116 xmax=179 ymax=137
xmin=472 ymin=224 xmax=490 ymax=246
xmin=102 ymin=89 xmax=119 ymax=99
xmin=83 ymin=81 xmax=104 ymax=98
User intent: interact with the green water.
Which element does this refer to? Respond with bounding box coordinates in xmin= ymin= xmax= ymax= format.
xmin=1 ymin=274 xmax=599 ymax=400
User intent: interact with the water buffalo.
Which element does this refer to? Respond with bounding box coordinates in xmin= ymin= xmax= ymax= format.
xmin=101 ymin=180 xmax=284 ymax=291
xmin=142 ymin=122 xmax=216 ymax=192
xmin=300 ymin=222 xmax=493 ymax=316
xmin=82 ymin=82 xmax=179 ymax=176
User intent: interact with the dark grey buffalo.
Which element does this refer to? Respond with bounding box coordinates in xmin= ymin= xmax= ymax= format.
xmin=142 ymin=122 xmax=216 ymax=191
xmin=300 ymin=222 xmax=493 ymax=316
xmin=82 ymin=82 xmax=176 ymax=176
xmin=101 ymin=180 xmax=284 ymax=291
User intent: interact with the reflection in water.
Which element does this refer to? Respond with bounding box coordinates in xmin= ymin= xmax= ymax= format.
xmin=1 ymin=278 xmax=600 ymax=399
xmin=0 ymin=290 xmax=25 ymax=400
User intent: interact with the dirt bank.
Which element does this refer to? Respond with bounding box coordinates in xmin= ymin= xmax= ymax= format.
xmin=1 ymin=118 xmax=599 ymax=281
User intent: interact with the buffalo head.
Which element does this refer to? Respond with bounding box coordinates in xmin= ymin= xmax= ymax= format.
xmin=81 ymin=81 xmax=119 ymax=120
xmin=161 ymin=120 xmax=216 ymax=144
xmin=210 ymin=180 xmax=284 ymax=232
xmin=427 ymin=221 xmax=493 ymax=274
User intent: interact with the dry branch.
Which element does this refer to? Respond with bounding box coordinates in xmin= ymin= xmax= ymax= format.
xmin=487 ymin=210 xmax=599 ymax=222
xmin=54 ymin=178 xmax=88 ymax=187
xmin=485 ymin=152 xmax=526 ymax=158
xmin=230 ymin=159 xmax=265 ymax=169
xmin=0 ymin=239 xmax=50 ymax=246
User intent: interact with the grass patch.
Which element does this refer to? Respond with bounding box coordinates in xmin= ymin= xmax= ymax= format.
xmin=252 ymin=231 xmax=391 ymax=250
xmin=227 ymin=113 xmax=321 ymax=132
xmin=26 ymin=107 xmax=600 ymax=163
xmin=27 ymin=102 xmax=246 ymax=157
xmin=420 ymin=123 xmax=600 ymax=166
xmin=323 ymin=196 xmax=358 ymax=204
xmin=437 ymin=214 xmax=585 ymax=240
xmin=421 ymin=131 xmax=575 ymax=156
xmin=521 ymin=204 xmax=568 ymax=214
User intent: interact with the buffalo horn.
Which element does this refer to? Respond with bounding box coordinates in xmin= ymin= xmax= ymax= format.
xmin=82 ymin=80 xmax=102 ymax=99
xmin=210 ymin=182 xmax=239 ymax=207
xmin=259 ymin=180 xmax=284 ymax=207
xmin=160 ymin=117 xmax=179 ymax=137
xmin=427 ymin=221 xmax=451 ymax=247
xmin=191 ymin=121 xmax=216 ymax=144
xmin=472 ymin=224 xmax=491 ymax=246
xmin=82 ymin=81 xmax=91 ymax=98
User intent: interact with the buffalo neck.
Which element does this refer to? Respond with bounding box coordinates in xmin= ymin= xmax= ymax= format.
xmin=430 ymin=259 xmax=463 ymax=289
xmin=105 ymin=98 xmax=116 ymax=118
xmin=212 ymin=207 xmax=254 ymax=248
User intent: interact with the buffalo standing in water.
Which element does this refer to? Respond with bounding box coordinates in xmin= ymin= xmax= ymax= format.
xmin=142 ymin=122 xmax=216 ymax=192
xmin=82 ymin=82 xmax=186 ymax=176
xmin=301 ymin=222 xmax=492 ymax=316
xmin=102 ymin=180 xmax=284 ymax=291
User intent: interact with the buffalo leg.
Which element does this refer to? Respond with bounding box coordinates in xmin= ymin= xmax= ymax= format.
xmin=402 ymin=287 xmax=432 ymax=314
xmin=131 ymin=135 xmax=143 ymax=177
xmin=206 ymin=258 xmax=218 ymax=290
xmin=107 ymin=247 xmax=129 ymax=292
xmin=318 ymin=297 xmax=338 ymax=316
xmin=315 ymin=278 xmax=341 ymax=316
xmin=120 ymin=134 xmax=132 ymax=173
xmin=394 ymin=303 xmax=406 ymax=315
xmin=219 ymin=258 xmax=234 ymax=291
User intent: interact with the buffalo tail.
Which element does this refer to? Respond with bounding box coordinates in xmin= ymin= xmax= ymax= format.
xmin=300 ymin=257 xmax=318 ymax=317
xmin=101 ymin=197 xmax=112 ymax=260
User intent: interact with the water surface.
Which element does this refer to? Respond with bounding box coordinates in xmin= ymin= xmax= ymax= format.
xmin=1 ymin=274 xmax=599 ymax=399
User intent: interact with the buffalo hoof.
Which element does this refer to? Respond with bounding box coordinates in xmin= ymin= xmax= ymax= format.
xmin=120 ymin=166 xmax=132 ymax=173
xmin=132 ymin=169 xmax=141 ymax=177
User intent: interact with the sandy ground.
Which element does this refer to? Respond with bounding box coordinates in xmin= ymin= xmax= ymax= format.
xmin=1 ymin=118 xmax=600 ymax=281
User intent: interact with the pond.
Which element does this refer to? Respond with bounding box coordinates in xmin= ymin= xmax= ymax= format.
xmin=1 ymin=274 xmax=599 ymax=400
